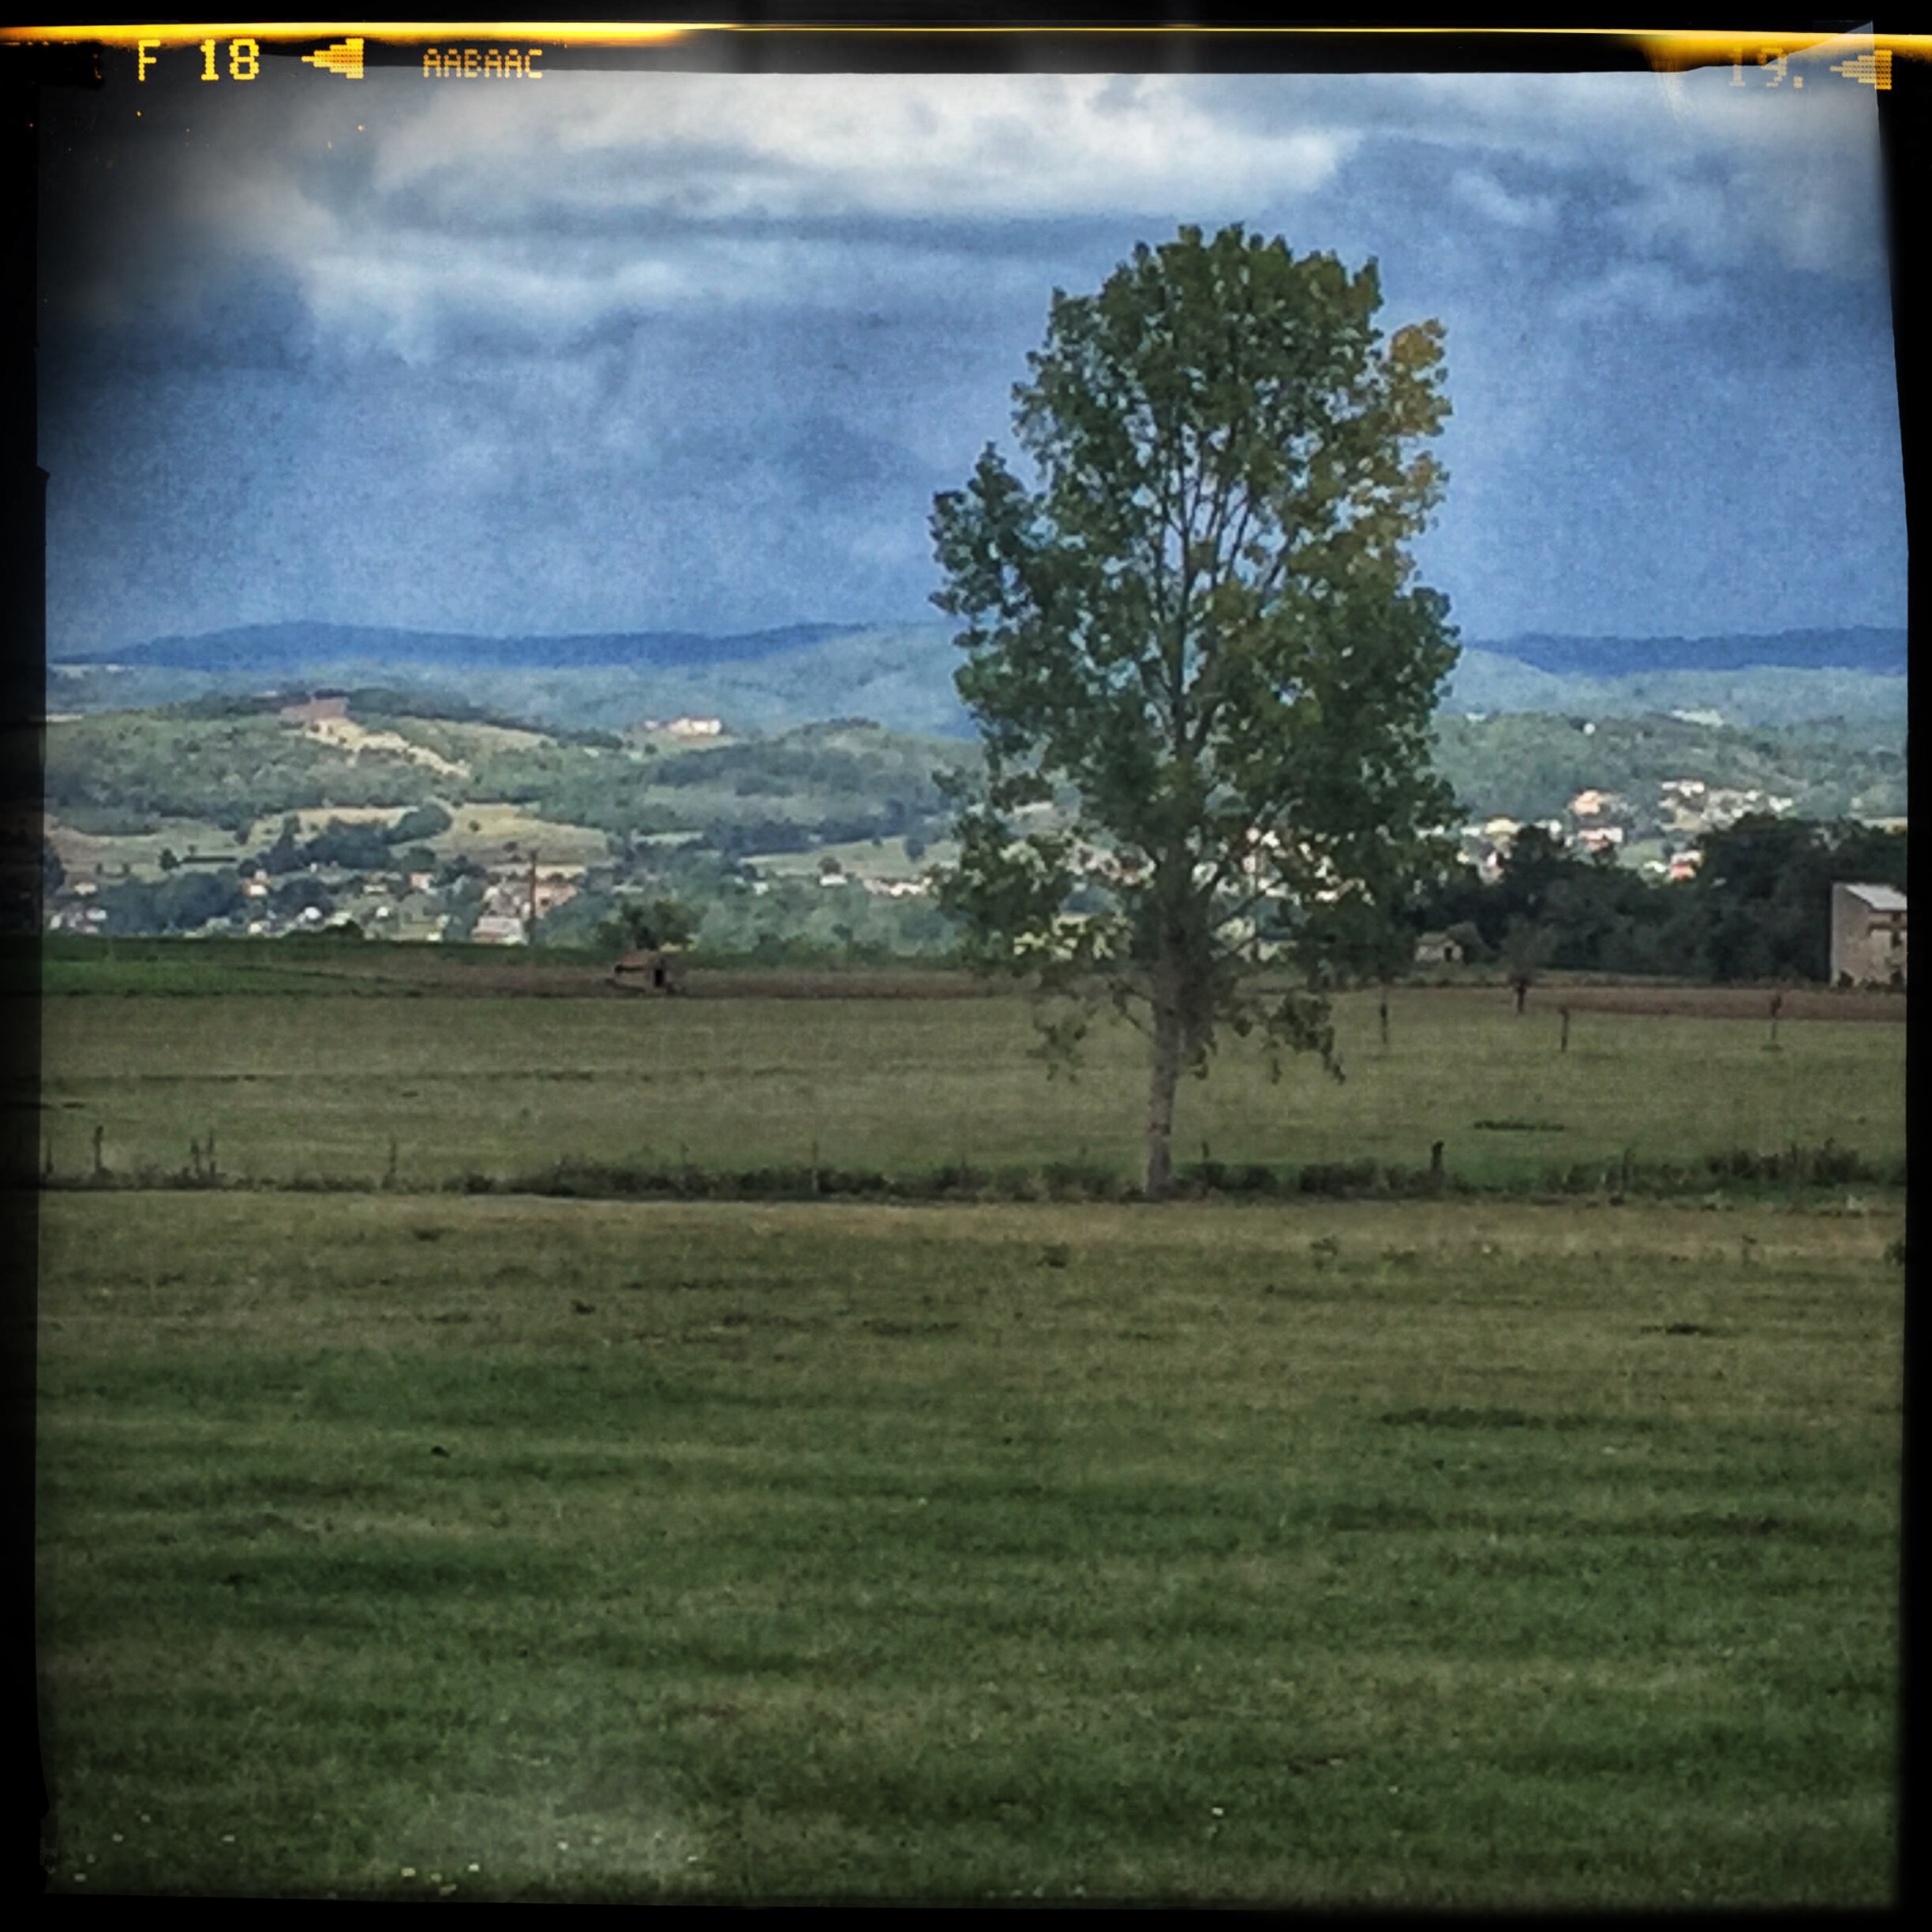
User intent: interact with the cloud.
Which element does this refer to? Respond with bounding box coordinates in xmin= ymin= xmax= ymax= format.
xmin=1450 ymin=168 xmax=1556 ymax=230
xmin=370 ymin=73 xmax=1353 ymax=222
xmin=51 ymin=72 xmax=1354 ymax=358
xmin=1549 ymin=259 xmax=1727 ymax=326
xmin=37 ymin=58 xmax=1903 ymax=648
xmin=47 ymin=63 xmax=1886 ymax=368
xmin=1340 ymin=66 xmax=1886 ymax=281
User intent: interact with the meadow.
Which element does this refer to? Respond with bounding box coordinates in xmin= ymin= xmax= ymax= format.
xmin=26 ymin=964 xmax=1905 ymax=1900
xmin=35 ymin=1190 xmax=1901 ymax=1904
xmin=33 ymin=978 xmax=1908 ymax=1196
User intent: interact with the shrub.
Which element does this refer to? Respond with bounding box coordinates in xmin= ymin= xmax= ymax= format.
xmin=388 ymin=803 xmax=453 ymax=845
xmin=1298 ymin=1159 xmax=1383 ymax=1196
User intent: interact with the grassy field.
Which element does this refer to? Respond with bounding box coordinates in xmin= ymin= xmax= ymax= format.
xmin=35 ymin=1191 xmax=1901 ymax=1904
xmin=32 ymin=982 xmax=1907 ymax=1194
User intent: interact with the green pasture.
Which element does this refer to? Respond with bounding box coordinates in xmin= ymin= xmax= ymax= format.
xmin=33 ymin=983 xmax=1906 ymax=1193
xmin=36 ymin=1192 xmax=1901 ymax=1903
xmin=25 ymin=935 xmax=611 ymax=999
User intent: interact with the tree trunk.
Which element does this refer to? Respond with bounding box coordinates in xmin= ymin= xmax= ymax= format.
xmin=1144 ymin=990 xmax=1185 ymax=1200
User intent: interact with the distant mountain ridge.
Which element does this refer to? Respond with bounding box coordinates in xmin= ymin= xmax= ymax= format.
xmin=1484 ymin=627 xmax=1906 ymax=678
xmin=47 ymin=620 xmax=1906 ymax=739
xmin=57 ymin=620 xmax=859 ymax=674
xmin=61 ymin=619 xmax=1907 ymax=680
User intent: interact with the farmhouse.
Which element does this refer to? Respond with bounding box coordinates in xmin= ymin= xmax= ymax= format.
xmin=1830 ymin=882 xmax=1907 ymax=988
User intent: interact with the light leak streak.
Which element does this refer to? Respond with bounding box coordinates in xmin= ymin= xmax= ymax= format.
xmin=2 ymin=26 xmax=1929 ymax=60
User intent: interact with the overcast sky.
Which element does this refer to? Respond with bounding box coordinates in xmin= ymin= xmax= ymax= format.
xmin=37 ymin=39 xmax=1908 ymax=655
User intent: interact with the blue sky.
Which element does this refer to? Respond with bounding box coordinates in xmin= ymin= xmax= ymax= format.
xmin=38 ymin=41 xmax=1908 ymax=655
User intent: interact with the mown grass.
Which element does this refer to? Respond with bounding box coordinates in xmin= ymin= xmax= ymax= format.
xmin=32 ymin=984 xmax=1906 ymax=1194
xmin=36 ymin=1193 xmax=1901 ymax=1904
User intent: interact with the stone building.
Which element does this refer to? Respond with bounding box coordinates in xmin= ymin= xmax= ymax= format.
xmin=1830 ymin=882 xmax=1907 ymax=988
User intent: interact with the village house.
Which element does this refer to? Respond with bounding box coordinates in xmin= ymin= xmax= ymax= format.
xmin=1657 ymin=779 xmax=1706 ymax=831
xmin=1830 ymin=882 xmax=1907 ymax=988
xmin=1568 ymin=788 xmax=1623 ymax=820
xmin=47 ymin=904 xmax=107 ymax=934
xmin=1657 ymin=778 xmax=1795 ymax=839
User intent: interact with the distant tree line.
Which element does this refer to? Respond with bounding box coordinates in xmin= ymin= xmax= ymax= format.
xmin=253 ymin=804 xmax=452 ymax=875
xmin=78 ymin=806 xmax=462 ymax=936
xmin=1412 ymin=816 xmax=1907 ymax=983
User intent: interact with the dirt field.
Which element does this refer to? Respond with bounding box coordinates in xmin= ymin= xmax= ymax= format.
xmin=255 ymin=955 xmax=1006 ymax=999
xmin=1515 ymin=982 xmax=1905 ymax=1024
xmin=277 ymin=951 xmax=1909 ymax=1018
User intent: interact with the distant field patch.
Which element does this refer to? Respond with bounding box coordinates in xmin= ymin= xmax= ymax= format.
xmin=296 ymin=714 xmax=468 ymax=778
xmin=425 ymin=803 xmax=613 ymax=868
xmin=46 ymin=817 xmax=256 ymax=883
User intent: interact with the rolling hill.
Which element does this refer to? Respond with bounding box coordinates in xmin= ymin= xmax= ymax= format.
xmin=48 ymin=620 xmax=1908 ymax=739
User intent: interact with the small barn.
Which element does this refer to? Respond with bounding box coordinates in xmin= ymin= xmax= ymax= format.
xmin=611 ymin=947 xmax=681 ymax=994
xmin=1830 ymin=883 xmax=1907 ymax=988
xmin=1414 ymin=930 xmax=1464 ymax=966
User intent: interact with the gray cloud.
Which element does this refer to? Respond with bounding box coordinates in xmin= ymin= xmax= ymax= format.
xmin=36 ymin=54 xmax=1905 ymax=650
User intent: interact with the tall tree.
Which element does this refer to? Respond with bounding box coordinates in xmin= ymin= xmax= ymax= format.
xmin=930 ymin=224 xmax=1459 ymax=1197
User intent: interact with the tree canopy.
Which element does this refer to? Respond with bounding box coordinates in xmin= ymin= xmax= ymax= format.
xmin=930 ymin=223 xmax=1460 ymax=1196
xmin=599 ymin=896 xmax=700 ymax=957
